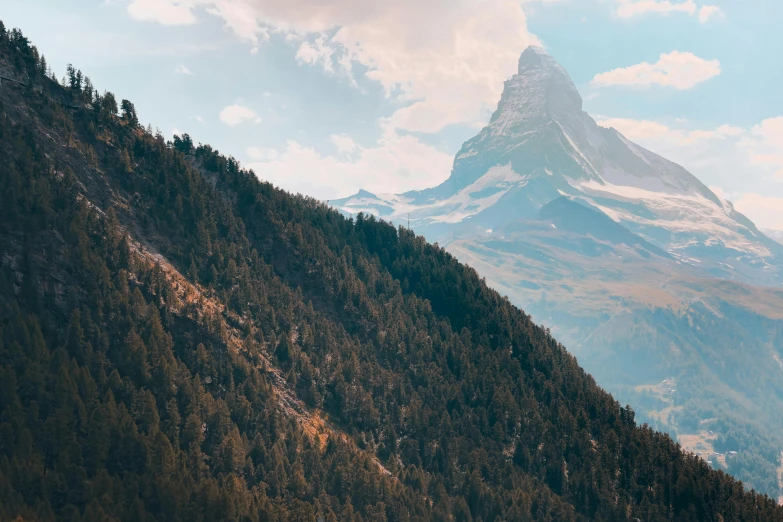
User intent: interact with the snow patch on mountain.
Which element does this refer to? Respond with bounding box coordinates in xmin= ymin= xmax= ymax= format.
xmin=341 ymin=164 xmax=528 ymax=225
xmin=575 ymin=179 xmax=772 ymax=258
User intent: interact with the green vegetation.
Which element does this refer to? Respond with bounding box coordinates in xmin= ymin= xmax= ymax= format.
xmin=453 ymin=224 xmax=783 ymax=497
xmin=1 ymin=21 xmax=781 ymax=521
xmin=588 ymin=301 xmax=783 ymax=497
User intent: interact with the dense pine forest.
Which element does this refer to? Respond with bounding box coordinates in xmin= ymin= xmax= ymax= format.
xmin=1 ymin=21 xmax=781 ymax=521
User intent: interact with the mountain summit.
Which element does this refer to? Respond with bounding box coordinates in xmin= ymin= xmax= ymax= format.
xmin=493 ymin=46 xmax=583 ymax=132
xmin=336 ymin=47 xmax=783 ymax=285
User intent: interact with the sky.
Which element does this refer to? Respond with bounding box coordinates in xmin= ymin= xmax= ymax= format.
xmin=3 ymin=0 xmax=783 ymax=231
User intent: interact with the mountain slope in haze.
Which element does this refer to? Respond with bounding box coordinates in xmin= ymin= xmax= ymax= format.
xmin=446 ymin=219 xmax=783 ymax=497
xmin=336 ymin=47 xmax=783 ymax=287
xmin=336 ymin=45 xmax=783 ymax=498
xmin=3 ymin=23 xmax=783 ymax=521
xmin=764 ymin=228 xmax=783 ymax=246
xmin=539 ymin=196 xmax=672 ymax=259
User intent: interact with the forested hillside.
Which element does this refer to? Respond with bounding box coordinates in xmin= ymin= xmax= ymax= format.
xmin=1 ymin=22 xmax=781 ymax=521
xmin=445 ymin=216 xmax=783 ymax=498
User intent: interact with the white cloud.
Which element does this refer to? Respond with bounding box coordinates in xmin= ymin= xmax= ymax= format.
xmin=752 ymin=117 xmax=783 ymax=149
xmin=330 ymin=134 xmax=357 ymax=153
xmin=128 ymin=0 xmax=197 ymax=25
xmin=597 ymin=117 xmax=732 ymax=144
xmin=615 ymin=1 xmax=724 ymax=23
xmin=716 ymin=124 xmax=743 ymax=137
xmin=245 ymin=129 xmax=453 ymax=199
xmin=710 ymin=185 xmax=783 ymax=231
xmin=296 ymin=35 xmax=336 ymax=74
xmin=709 ymin=185 xmax=728 ymax=200
xmin=125 ymin=0 xmax=540 ymax=134
xmin=748 ymin=117 xmax=783 ymax=179
xmin=175 ymin=64 xmax=193 ymax=75
xmin=598 ymin=118 xmax=673 ymax=140
xmin=698 ymin=5 xmax=723 ymax=23
xmin=732 ymin=193 xmax=783 ymax=230
xmin=616 ymin=0 xmax=696 ymax=18
xmin=592 ymin=51 xmax=721 ymax=89
xmin=219 ymin=104 xmax=261 ymax=126
xmin=246 ymin=146 xmax=278 ymax=160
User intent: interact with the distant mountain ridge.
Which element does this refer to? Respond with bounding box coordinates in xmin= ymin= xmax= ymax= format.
xmin=335 ymin=46 xmax=783 ymax=286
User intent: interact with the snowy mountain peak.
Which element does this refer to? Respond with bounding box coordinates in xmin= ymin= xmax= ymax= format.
xmin=442 ymin=48 xmax=587 ymax=191
xmin=517 ymin=46 xmax=581 ymax=108
xmin=517 ymin=46 xmax=551 ymax=69
xmin=486 ymin=46 xmax=582 ymax=133
xmin=334 ymin=48 xmax=783 ymax=286
xmin=517 ymin=46 xmax=571 ymax=81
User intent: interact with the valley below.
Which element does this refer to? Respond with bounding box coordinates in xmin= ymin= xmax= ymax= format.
xmin=445 ymin=228 xmax=783 ymax=497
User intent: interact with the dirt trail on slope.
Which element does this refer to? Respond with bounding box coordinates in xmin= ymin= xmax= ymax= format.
xmin=127 ymin=238 xmax=392 ymax=477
